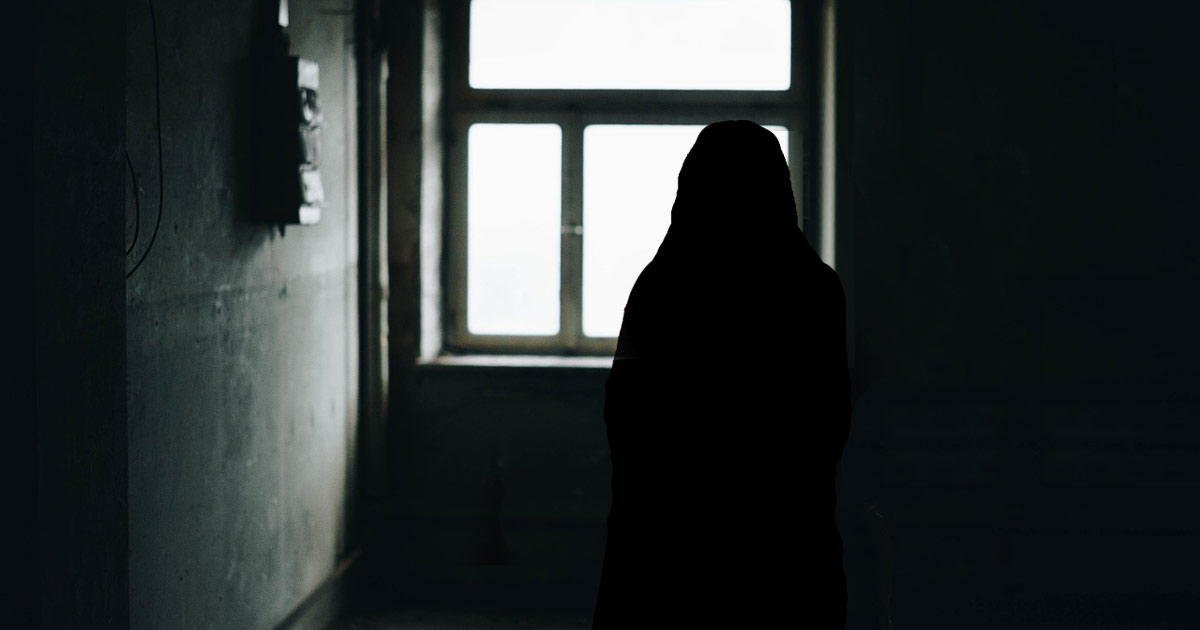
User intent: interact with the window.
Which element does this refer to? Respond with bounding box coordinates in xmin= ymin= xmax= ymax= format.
xmin=439 ymin=0 xmax=822 ymax=356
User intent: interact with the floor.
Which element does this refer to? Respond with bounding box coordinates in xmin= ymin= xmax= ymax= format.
xmin=328 ymin=611 xmax=592 ymax=630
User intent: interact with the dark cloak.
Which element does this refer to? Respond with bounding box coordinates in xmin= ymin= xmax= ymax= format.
xmin=591 ymin=120 xmax=851 ymax=628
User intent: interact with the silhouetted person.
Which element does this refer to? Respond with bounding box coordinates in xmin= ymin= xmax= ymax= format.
xmin=592 ymin=121 xmax=851 ymax=628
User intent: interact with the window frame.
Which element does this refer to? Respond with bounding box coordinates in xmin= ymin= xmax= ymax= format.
xmin=439 ymin=0 xmax=818 ymax=356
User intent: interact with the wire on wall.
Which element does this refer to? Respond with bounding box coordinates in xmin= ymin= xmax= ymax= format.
xmin=124 ymin=150 xmax=141 ymax=256
xmin=126 ymin=0 xmax=163 ymax=280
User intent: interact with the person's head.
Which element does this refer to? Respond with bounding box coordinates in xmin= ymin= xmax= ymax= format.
xmin=671 ymin=120 xmax=797 ymax=235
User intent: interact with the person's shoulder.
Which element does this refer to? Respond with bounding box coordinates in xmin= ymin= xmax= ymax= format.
xmin=791 ymin=251 xmax=843 ymax=296
xmin=815 ymin=260 xmax=845 ymax=298
xmin=816 ymin=263 xmax=848 ymax=325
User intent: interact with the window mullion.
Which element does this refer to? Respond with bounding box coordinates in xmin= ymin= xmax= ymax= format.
xmin=560 ymin=117 xmax=584 ymax=352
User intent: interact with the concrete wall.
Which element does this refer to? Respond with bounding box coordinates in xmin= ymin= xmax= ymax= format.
xmin=124 ymin=0 xmax=359 ymax=627
xmin=381 ymin=365 xmax=611 ymax=616
xmin=837 ymin=2 xmax=1200 ymax=628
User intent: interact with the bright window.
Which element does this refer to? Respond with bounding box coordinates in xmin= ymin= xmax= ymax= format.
xmin=580 ymin=125 xmax=789 ymax=338
xmin=469 ymin=0 xmax=791 ymax=90
xmin=466 ymin=123 xmax=563 ymax=335
xmin=442 ymin=0 xmax=811 ymax=355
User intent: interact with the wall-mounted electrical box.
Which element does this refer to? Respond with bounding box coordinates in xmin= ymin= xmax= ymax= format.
xmin=252 ymin=1 xmax=324 ymax=226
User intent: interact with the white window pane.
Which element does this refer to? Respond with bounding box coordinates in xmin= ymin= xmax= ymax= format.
xmin=470 ymin=0 xmax=791 ymax=91
xmin=582 ymin=125 xmax=788 ymax=338
xmin=468 ymin=124 xmax=562 ymax=335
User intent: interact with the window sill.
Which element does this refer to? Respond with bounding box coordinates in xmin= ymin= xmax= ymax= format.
xmin=417 ymin=354 xmax=613 ymax=370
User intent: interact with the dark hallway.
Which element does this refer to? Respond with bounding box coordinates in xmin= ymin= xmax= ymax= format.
xmin=31 ymin=1 xmax=1199 ymax=628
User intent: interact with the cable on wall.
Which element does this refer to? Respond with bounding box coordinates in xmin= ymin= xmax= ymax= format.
xmin=126 ymin=0 xmax=163 ymax=280
xmin=124 ymin=150 xmax=141 ymax=256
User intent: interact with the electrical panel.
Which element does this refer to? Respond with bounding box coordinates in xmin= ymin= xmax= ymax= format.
xmin=293 ymin=57 xmax=324 ymax=224
xmin=252 ymin=3 xmax=324 ymax=226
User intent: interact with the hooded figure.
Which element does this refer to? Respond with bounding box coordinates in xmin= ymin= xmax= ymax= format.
xmin=592 ymin=121 xmax=851 ymax=628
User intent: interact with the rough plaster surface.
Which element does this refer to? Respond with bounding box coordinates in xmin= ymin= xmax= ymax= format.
xmin=124 ymin=1 xmax=358 ymax=628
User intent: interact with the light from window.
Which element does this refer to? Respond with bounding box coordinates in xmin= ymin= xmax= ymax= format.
xmin=469 ymin=0 xmax=791 ymax=91
xmin=467 ymin=123 xmax=562 ymax=335
xmin=582 ymin=125 xmax=788 ymax=337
